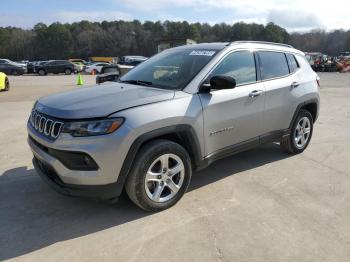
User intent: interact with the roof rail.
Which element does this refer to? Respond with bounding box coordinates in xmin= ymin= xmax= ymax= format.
xmin=228 ymin=41 xmax=294 ymax=49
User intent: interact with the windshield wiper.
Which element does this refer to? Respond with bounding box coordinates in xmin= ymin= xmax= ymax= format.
xmin=119 ymin=79 xmax=153 ymax=86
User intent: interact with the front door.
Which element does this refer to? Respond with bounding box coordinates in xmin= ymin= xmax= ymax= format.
xmin=199 ymin=50 xmax=265 ymax=156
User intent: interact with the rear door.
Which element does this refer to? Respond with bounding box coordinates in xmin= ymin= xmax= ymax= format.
xmin=199 ymin=50 xmax=266 ymax=156
xmin=44 ymin=61 xmax=56 ymax=73
xmin=53 ymin=61 xmax=65 ymax=73
xmin=258 ymin=51 xmax=304 ymax=134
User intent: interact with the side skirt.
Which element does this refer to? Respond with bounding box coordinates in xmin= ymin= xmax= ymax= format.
xmin=196 ymin=129 xmax=289 ymax=171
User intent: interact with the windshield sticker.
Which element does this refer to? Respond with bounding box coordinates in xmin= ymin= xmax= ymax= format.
xmin=189 ymin=50 xmax=216 ymax=56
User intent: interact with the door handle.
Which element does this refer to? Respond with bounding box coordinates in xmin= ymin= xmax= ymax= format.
xmin=249 ymin=90 xmax=264 ymax=97
xmin=291 ymin=82 xmax=300 ymax=88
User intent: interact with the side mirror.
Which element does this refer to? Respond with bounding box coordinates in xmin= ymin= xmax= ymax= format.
xmin=200 ymin=75 xmax=236 ymax=92
xmin=96 ymin=72 xmax=120 ymax=84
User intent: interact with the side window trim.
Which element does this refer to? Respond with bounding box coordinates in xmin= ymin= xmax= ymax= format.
xmin=285 ymin=53 xmax=300 ymax=74
xmin=285 ymin=53 xmax=292 ymax=74
xmin=256 ymin=51 xmax=298 ymax=82
xmin=200 ymin=49 xmax=258 ymax=89
xmin=255 ymin=52 xmax=262 ymax=82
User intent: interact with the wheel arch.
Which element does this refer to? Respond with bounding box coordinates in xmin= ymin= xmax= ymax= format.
xmin=289 ymin=98 xmax=319 ymax=129
xmin=301 ymin=102 xmax=318 ymax=122
xmin=38 ymin=68 xmax=46 ymax=75
xmin=114 ymin=124 xmax=203 ymax=196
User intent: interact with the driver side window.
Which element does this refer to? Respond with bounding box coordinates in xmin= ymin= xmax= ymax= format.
xmin=210 ymin=51 xmax=257 ymax=85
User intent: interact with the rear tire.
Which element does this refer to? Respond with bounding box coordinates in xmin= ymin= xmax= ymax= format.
xmin=65 ymin=68 xmax=72 ymax=75
xmin=38 ymin=69 xmax=46 ymax=76
xmin=125 ymin=139 xmax=192 ymax=212
xmin=11 ymin=70 xmax=19 ymax=76
xmin=281 ymin=109 xmax=313 ymax=154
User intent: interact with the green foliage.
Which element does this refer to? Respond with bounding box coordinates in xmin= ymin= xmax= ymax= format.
xmin=290 ymin=29 xmax=350 ymax=55
xmin=0 ymin=20 xmax=349 ymax=60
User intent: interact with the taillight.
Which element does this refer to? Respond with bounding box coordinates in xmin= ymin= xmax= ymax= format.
xmin=316 ymin=76 xmax=320 ymax=88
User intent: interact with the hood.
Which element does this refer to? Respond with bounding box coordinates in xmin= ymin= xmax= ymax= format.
xmin=36 ymin=82 xmax=175 ymax=119
xmin=11 ymin=62 xmax=26 ymax=67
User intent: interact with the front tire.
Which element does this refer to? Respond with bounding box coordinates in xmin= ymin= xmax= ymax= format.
xmin=281 ymin=109 xmax=313 ymax=154
xmin=125 ymin=139 xmax=192 ymax=212
xmin=65 ymin=68 xmax=72 ymax=75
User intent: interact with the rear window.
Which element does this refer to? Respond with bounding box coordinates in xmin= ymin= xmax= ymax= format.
xmin=286 ymin=53 xmax=299 ymax=73
xmin=259 ymin=51 xmax=289 ymax=80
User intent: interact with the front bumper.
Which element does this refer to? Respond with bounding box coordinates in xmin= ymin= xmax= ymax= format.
xmin=27 ymin=120 xmax=135 ymax=198
xmin=32 ymin=157 xmax=120 ymax=199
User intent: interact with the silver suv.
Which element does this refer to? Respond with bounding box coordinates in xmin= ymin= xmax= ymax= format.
xmin=27 ymin=41 xmax=320 ymax=211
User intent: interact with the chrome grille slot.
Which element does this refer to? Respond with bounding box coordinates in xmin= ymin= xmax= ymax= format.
xmin=51 ymin=122 xmax=63 ymax=138
xmin=44 ymin=119 xmax=53 ymax=136
xmin=29 ymin=110 xmax=64 ymax=140
xmin=39 ymin=117 xmax=46 ymax=132
xmin=35 ymin=114 xmax=40 ymax=130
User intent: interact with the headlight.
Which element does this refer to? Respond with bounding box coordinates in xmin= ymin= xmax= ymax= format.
xmin=62 ymin=118 xmax=124 ymax=137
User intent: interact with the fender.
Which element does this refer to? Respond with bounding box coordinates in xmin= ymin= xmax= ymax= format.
xmin=0 ymin=72 xmax=6 ymax=90
xmin=114 ymin=124 xmax=203 ymax=196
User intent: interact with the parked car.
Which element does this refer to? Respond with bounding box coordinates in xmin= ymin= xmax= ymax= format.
xmin=15 ymin=60 xmax=29 ymax=66
xmin=26 ymin=61 xmax=36 ymax=74
xmin=31 ymin=61 xmax=49 ymax=73
xmin=96 ymin=65 xmax=120 ymax=84
xmin=72 ymin=62 xmax=84 ymax=72
xmin=119 ymin=56 xmax=148 ymax=66
xmin=0 ymin=58 xmax=27 ymax=68
xmin=27 ymin=41 xmax=320 ymax=211
xmin=0 ymin=59 xmax=27 ymax=75
xmin=0 ymin=72 xmax=10 ymax=91
xmin=35 ymin=60 xmax=75 ymax=76
xmin=84 ymin=62 xmax=110 ymax=74
xmin=0 ymin=62 xmax=25 ymax=75
xmin=69 ymin=59 xmax=87 ymax=65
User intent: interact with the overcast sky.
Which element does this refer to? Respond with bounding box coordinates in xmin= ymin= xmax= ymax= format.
xmin=1 ymin=0 xmax=349 ymax=32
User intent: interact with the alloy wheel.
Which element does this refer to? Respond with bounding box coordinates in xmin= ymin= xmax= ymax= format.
xmin=144 ymin=153 xmax=185 ymax=203
xmin=294 ymin=116 xmax=311 ymax=149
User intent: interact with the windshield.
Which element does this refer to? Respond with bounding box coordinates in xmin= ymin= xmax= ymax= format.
xmin=120 ymin=48 xmax=219 ymax=90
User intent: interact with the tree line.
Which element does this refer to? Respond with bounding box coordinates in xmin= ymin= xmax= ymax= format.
xmin=0 ymin=20 xmax=349 ymax=60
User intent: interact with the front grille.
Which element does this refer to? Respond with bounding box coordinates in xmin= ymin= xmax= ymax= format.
xmin=30 ymin=110 xmax=64 ymax=139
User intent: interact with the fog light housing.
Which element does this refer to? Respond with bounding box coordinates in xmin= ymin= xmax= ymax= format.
xmin=48 ymin=149 xmax=99 ymax=171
